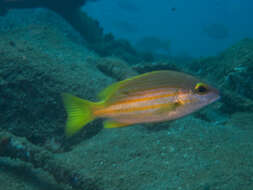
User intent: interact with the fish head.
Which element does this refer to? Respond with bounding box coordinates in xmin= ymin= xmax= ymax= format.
xmin=192 ymin=82 xmax=219 ymax=106
xmin=175 ymin=81 xmax=220 ymax=116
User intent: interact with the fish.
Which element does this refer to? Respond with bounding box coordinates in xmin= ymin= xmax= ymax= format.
xmin=203 ymin=24 xmax=229 ymax=39
xmin=62 ymin=70 xmax=219 ymax=137
xmin=171 ymin=7 xmax=176 ymax=12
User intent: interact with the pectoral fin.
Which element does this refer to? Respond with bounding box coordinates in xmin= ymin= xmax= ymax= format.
xmin=155 ymin=102 xmax=180 ymax=114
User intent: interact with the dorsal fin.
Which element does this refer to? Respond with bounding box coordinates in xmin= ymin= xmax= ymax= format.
xmin=98 ymin=70 xmax=199 ymax=104
xmin=97 ymin=82 xmax=121 ymax=101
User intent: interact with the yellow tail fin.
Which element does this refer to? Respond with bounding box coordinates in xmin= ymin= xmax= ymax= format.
xmin=62 ymin=93 xmax=96 ymax=137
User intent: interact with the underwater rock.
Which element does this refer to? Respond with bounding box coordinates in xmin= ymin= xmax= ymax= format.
xmin=132 ymin=60 xmax=181 ymax=73
xmin=0 ymin=0 xmax=104 ymax=44
xmin=0 ymin=9 xmax=86 ymax=45
xmin=55 ymin=115 xmax=253 ymax=190
xmin=0 ymin=16 xmax=114 ymax=144
xmin=93 ymin=56 xmax=138 ymax=80
xmin=0 ymin=131 xmax=101 ymax=190
xmin=0 ymin=1 xmax=143 ymax=64
xmin=89 ymin=37 xmax=141 ymax=64
xmin=187 ymin=38 xmax=253 ymax=114
xmin=227 ymin=112 xmax=253 ymax=131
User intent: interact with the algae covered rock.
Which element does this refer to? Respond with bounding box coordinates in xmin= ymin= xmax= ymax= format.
xmin=0 ymin=2 xmax=143 ymax=64
xmin=0 ymin=12 xmax=114 ymax=144
xmin=132 ymin=60 xmax=181 ymax=73
xmin=188 ymin=38 xmax=253 ymax=113
xmin=92 ymin=56 xmax=138 ymax=80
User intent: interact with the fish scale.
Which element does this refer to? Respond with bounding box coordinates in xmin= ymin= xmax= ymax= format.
xmin=62 ymin=70 xmax=219 ymax=137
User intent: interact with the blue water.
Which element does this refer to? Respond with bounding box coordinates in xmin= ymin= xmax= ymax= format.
xmin=84 ymin=0 xmax=253 ymax=57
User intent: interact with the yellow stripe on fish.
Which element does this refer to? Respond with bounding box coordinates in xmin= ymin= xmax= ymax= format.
xmin=62 ymin=70 xmax=219 ymax=137
xmin=110 ymin=88 xmax=177 ymax=104
xmin=94 ymin=92 xmax=191 ymax=116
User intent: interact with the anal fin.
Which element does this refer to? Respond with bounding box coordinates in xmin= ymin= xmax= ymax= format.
xmin=103 ymin=120 xmax=132 ymax=128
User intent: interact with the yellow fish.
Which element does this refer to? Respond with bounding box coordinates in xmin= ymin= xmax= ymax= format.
xmin=62 ymin=70 xmax=219 ymax=137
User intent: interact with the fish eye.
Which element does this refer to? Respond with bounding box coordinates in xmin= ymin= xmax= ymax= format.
xmin=194 ymin=83 xmax=208 ymax=94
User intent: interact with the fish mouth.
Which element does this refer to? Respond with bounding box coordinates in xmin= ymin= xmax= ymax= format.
xmin=209 ymin=89 xmax=220 ymax=104
xmin=211 ymin=94 xmax=220 ymax=103
xmin=205 ymin=85 xmax=220 ymax=104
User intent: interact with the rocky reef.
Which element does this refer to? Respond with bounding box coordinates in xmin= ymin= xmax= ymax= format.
xmin=188 ymin=38 xmax=253 ymax=114
xmin=0 ymin=0 xmax=145 ymax=64
xmin=0 ymin=9 xmax=114 ymax=145
xmin=0 ymin=8 xmax=253 ymax=190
